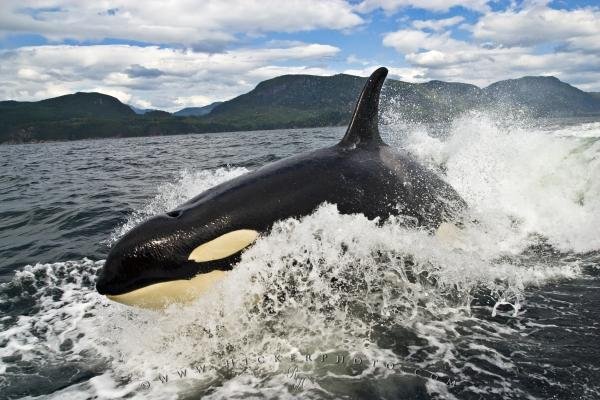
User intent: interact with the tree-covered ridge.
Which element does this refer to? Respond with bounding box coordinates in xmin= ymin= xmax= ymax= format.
xmin=173 ymin=102 xmax=223 ymax=117
xmin=2 ymin=73 xmax=600 ymax=144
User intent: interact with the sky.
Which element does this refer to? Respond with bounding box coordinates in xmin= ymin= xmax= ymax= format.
xmin=1 ymin=0 xmax=599 ymax=111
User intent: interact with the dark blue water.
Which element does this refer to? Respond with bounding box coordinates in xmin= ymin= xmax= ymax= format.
xmin=1 ymin=121 xmax=599 ymax=399
xmin=0 ymin=128 xmax=340 ymax=278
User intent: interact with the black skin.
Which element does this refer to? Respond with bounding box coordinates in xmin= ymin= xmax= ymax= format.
xmin=96 ymin=67 xmax=467 ymax=296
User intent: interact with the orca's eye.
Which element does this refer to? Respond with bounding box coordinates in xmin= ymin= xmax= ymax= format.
xmin=166 ymin=210 xmax=183 ymax=218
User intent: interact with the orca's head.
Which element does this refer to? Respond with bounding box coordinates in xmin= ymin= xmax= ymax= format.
xmin=96 ymin=208 xmax=258 ymax=308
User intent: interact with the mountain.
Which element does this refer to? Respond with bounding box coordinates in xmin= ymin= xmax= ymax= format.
xmin=174 ymin=102 xmax=223 ymax=117
xmin=144 ymin=110 xmax=171 ymax=118
xmin=382 ymin=79 xmax=483 ymax=122
xmin=2 ymin=74 xmax=600 ymax=143
xmin=0 ymin=92 xmax=138 ymax=143
xmin=129 ymin=105 xmax=156 ymax=115
xmin=1 ymin=92 xmax=134 ymax=121
xmin=483 ymin=76 xmax=600 ymax=117
xmin=204 ymin=74 xmax=366 ymax=129
xmin=201 ymin=74 xmax=482 ymax=127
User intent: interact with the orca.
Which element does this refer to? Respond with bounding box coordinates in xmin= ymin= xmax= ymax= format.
xmin=96 ymin=67 xmax=466 ymax=308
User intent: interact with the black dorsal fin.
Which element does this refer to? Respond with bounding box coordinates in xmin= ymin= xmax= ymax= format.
xmin=339 ymin=67 xmax=388 ymax=148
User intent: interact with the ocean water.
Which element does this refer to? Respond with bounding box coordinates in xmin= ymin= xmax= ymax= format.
xmin=0 ymin=115 xmax=599 ymax=399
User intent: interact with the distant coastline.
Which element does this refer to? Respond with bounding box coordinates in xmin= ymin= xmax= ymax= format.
xmin=2 ymin=73 xmax=600 ymax=144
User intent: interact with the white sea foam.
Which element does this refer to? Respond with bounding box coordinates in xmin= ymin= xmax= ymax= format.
xmin=2 ymin=115 xmax=599 ymax=399
xmin=551 ymin=121 xmax=600 ymax=138
xmin=400 ymin=112 xmax=600 ymax=253
xmin=2 ymin=207 xmax=581 ymax=397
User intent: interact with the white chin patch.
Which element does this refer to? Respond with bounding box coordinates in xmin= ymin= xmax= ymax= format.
xmin=106 ymin=269 xmax=227 ymax=309
xmin=187 ymin=229 xmax=259 ymax=262
xmin=105 ymin=230 xmax=259 ymax=309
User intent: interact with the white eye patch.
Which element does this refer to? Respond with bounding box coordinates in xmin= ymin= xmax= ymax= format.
xmin=188 ymin=229 xmax=259 ymax=262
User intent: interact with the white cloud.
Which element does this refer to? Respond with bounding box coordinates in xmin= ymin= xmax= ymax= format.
xmin=344 ymin=66 xmax=427 ymax=82
xmin=247 ymin=66 xmax=335 ymax=81
xmin=2 ymin=0 xmax=600 ymax=108
xmin=383 ymin=29 xmax=470 ymax=53
xmin=384 ymin=29 xmax=600 ymax=88
xmin=472 ymin=2 xmax=600 ymax=50
xmin=174 ymin=95 xmax=213 ymax=109
xmin=381 ymin=3 xmax=600 ymax=90
xmin=412 ymin=16 xmax=465 ymax=31
xmin=0 ymin=43 xmax=340 ymax=110
xmin=355 ymin=0 xmax=489 ymax=13
xmin=346 ymin=54 xmax=369 ymax=66
xmin=0 ymin=0 xmax=363 ymax=48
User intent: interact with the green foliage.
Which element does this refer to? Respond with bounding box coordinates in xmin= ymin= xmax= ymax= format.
xmin=174 ymin=102 xmax=223 ymax=116
xmin=2 ymin=75 xmax=600 ymax=144
xmin=587 ymin=92 xmax=600 ymax=100
xmin=144 ymin=110 xmax=172 ymax=118
xmin=483 ymin=76 xmax=600 ymax=117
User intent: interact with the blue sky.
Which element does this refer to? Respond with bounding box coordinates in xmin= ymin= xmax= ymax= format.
xmin=1 ymin=0 xmax=599 ymax=110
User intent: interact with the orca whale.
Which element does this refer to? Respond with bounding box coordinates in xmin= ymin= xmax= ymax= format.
xmin=96 ymin=67 xmax=466 ymax=308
